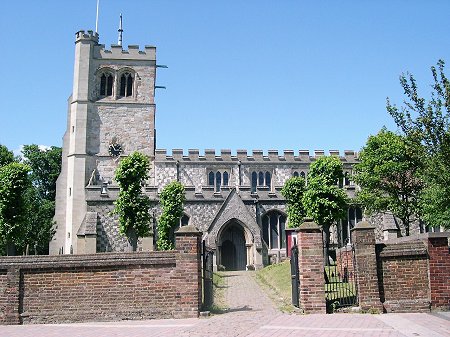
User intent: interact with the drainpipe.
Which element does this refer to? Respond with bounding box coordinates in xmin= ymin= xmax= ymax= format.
xmin=238 ymin=160 xmax=242 ymax=188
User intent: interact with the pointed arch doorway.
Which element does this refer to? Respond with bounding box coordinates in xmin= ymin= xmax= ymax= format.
xmin=219 ymin=222 xmax=247 ymax=271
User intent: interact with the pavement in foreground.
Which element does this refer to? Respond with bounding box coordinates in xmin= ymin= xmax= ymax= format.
xmin=0 ymin=271 xmax=448 ymax=337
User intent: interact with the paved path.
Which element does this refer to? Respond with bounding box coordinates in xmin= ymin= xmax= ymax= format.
xmin=0 ymin=271 xmax=449 ymax=337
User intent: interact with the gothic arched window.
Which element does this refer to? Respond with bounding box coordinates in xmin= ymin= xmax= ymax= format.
xmin=300 ymin=171 xmax=306 ymax=179
xmin=223 ymin=171 xmax=229 ymax=186
xmin=251 ymin=172 xmax=257 ymax=193
xmin=119 ymin=72 xmax=133 ymax=97
xmin=262 ymin=211 xmax=286 ymax=249
xmin=265 ymin=171 xmax=271 ymax=188
xmin=293 ymin=171 xmax=299 ymax=177
xmin=215 ymin=172 xmax=222 ymax=192
xmin=258 ymin=172 xmax=264 ymax=186
xmin=100 ymin=73 xmax=113 ymax=97
xmin=180 ymin=213 xmax=190 ymax=227
xmin=208 ymin=171 xmax=215 ymax=186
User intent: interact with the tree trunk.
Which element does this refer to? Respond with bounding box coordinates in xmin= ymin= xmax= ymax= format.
xmin=127 ymin=227 xmax=138 ymax=252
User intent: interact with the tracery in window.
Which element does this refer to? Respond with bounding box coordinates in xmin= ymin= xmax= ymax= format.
xmin=251 ymin=171 xmax=272 ymax=191
xmin=262 ymin=211 xmax=286 ymax=249
xmin=119 ymin=72 xmax=133 ymax=97
xmin=208 ymin=170 xmax=229 ymax=192
xmin=100 ymin=73 xmax=113 ymax=97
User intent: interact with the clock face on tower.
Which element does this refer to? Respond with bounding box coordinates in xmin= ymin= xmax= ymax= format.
xmin=108 ymin=141 xmax=123 ymax=157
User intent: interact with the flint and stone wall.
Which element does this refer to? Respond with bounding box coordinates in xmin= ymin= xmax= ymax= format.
xmin=0 ymin=227 xmax=201 ymax=325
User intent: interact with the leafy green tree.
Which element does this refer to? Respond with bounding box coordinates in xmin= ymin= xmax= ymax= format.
xmin=302 ymin=156 xmax=348 ymax=264
xmin=114 ymin=152 xmax=152 ymax=248
xmin=281 ymin=176 xmax=306 ymax=228
xmin=353 ymin=128 xmax=424 ymax=236
xmin=0 ymin=162 xmax=31 ymax=255
xmin=157 ymin=181 xmax=186 ymax=251
xmin=387 ymin=60 xmax=450 ymax=229
xmin=0 ymin=144 xmax=15 ymax=167
xmin=21 ymin=145 xmax=62 ymax=201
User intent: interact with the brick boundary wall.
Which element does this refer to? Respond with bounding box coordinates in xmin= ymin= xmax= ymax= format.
xmin=376 ymin=240 xmax=430 ymax=312
xmin=0 ymin=225 xmax=202 ymax=325
xmin=297 ymin=219 xmax=326 ymax=314
xmin=427 ymin=235 xmax=450 ymax=310
xmin=353 ymin=223 xmax=449 ymax=313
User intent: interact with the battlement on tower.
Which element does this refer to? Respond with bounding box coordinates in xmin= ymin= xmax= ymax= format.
xmin=154 ymin=149 xmax=359 ymax=163
xmin=96 ymin=44 xmax=156 ymax=61
xmin=75 ymin=30 xmax=99 ymax=43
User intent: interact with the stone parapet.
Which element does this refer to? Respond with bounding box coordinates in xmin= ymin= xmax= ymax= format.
xmin=154 ymin=149 xmax=359 ymax=163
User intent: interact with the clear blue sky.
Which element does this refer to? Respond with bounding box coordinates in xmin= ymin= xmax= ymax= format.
xmin=1 ymin=1 xmax=449 ymax=154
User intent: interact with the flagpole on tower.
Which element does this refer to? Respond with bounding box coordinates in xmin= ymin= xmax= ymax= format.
xmin=95 ymin=0 xmax=100 ymax=33
xmin=118 ymin=14 xmax=123 ymax=46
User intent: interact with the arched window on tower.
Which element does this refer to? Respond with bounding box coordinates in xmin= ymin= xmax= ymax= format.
xmin=293 ymin=171 xmax=299 ymax=177
xmin=100 ymin=73 xmax=113 ymax=97
xmin=119 ymin=72 xmax=133 ymax=97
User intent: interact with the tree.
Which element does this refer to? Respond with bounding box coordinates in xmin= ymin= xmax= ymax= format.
xmin=0 ymin=144 xmax=15 ymax=167
xmin=19 ymin=145 xmax=61 ymax=254
xmin=281 ymin=176 xmax=306 ymax=228
xmin=114 ymin=152 xmax=151 ymax=249
xmin=387 ymin=60 xmax=450 ymax=229
xmin=0 ymin=162 xmax=31 ymax=255
xmin=21 ymin=145 xmax=62 ymax=201
xmin=302 ymin=156 xmax=348 ymax=264
xmin=157 ymin=181 xmax=185 ymax=251
xmin=353 ymin=128 xmax=424 ymax=236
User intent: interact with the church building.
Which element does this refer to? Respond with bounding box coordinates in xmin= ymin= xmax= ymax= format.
xmin=51 ymin=28 xmax=394 ymax=270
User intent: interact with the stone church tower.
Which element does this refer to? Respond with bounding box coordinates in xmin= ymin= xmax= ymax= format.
xmin=50 ymin=30 xmax=157 ymax=254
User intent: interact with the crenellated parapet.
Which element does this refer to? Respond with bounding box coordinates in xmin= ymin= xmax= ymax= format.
xmin=96 ymin=44 xmax=156 ymax=61
xmin=154 ymin=149 xmax=359 ymax=163
xmin=75 ymin=30 xmax=99 ymax=43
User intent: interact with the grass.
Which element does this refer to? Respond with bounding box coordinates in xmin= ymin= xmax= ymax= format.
xmin=207 ymin=272 xmax=227 ymax=314
xmin=255 ymin=260 xmax=298 ymax=312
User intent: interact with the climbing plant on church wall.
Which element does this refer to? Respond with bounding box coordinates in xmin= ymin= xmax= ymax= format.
xmin=113 ymin=152 xmax=151 ymax=240
xmin=157 ymin=181 xmax=185 ymax=251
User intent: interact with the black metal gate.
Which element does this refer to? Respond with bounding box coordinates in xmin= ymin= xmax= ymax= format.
xmin=202 ymin=240 xmax=214 ymax=309
xmin=290 ymin=244 xmax=300 ymax=307
xmin=324 ymin=245 xmax=358 ymax=312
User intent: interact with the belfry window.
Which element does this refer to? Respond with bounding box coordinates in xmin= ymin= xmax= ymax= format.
xmin=119 ymin=72 xmax=133 ymax=97
xmin=262 ymin=211 xmax=286 ymax=249
xmin=100 ymin=73 xmax=113 ymax=97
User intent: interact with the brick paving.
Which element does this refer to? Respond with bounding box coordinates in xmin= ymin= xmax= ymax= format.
xmin=0 ymin=271 xmax=449 ymax=337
